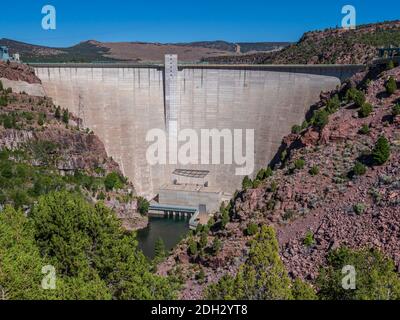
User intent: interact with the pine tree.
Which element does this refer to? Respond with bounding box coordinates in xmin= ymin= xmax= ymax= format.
xmin=199 ymin=231 xmax=208 ymax=249
xmin=372 ymin=136 xmax=391 ymax=165
xmin=242 ymin=176 xmax=253 ymax=190
xmin=62 ymin=109 xmax=69 ymax=124
xmin=386 ymin=77 xmax=397 ymax=95
xmin=206 ymin=226 xmax=297 ymax=300
xmin=212 ymin=237 xmax=222 ymax=255
xmin=55 ymin=106 xmax=61 ymax=119
xmin=154 ymin=238 xmax=166 ymax=261
xmin=188 ymin=237 xmax=198 ymax=257
xmin=313 ymin=109 xmax=329 ymax=129
xmin=29 ymin=191 xmax=179 ymax=300
xmin=317 ymin=247 xmax=400 ymax=300
xmin=221 ymin=210 xmax=230 ymax=228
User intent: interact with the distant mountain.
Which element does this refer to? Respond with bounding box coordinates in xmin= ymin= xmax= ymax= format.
xmin=0 ymin=39 xmax=118 ymax=63
xmin=0 ymin=38 xmax=290 ymax=63
xmin=203 ymin=20 xmax=400 ymax=65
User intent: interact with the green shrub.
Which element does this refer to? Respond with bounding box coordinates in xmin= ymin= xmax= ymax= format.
xmin=372 ymin=136 xmax=391 ymax=165
xmin=346 ymin=88 xmax=366 ymax=108
xmin=196 ymin=268 xmax=206 ymax=283
xmin=282 ymin=210 xmax=295 ymax=221
xmin=292 ymin=278 xmax=318 ymax=300
xmin=27 ymin=191 xmax=178 ymax=299
xmin=309 ymin=165 xmax=320 ymax=176
xmin=294 ymin=159 xmax=305 ymax=170
xmin=0 ymin=149 xmax=9 ymax=160
xmin=37 ymin=113 xmax=45 ymax=126
xmin=199 ymin=231 xmax=208 ymax=249
xmin=205 ymin=226 xmax=295 ymax=300
xmin=221 ymin=210 xmax=230 ymax=228
xmin=62 ymin=109 xmax=69 ymax=124
xmin=280 ymin=150 xmax=287 ymax=162
xmin=386 ymin=60 xmax=395 ymax=70
xmin=1 ymin=163 xmax=13 ymax=178
xmin=313 ymin=109 xmax=329 ymax=129
xmin=212 ymin=237 xmax=222 ymax=255
xmin=2 ymin=114 xmax=16 ymax=129
xmin=256 ymin=167 xmax=273 ymax=181
xmin=269 ymin=181 xmax=278 ymax=193
xmin=242 ymin=176 xmax=253 ymax=190
xmin=359 ymin=124 xmax=370 ymax=135
xmin=358 ymin=103 xmax=373 ymax=118
xmin=188 ymin=238 xmax=198 ymax=256
xmin=104 ymin=172 xmax=123 ymax=191
xmin=252 ymin=179 xmax=261 ymax=188
xmin=154 ymin=238 xmax=166 ymax=262
xmin=303 ymin=231 xmax=315 ymax=247
xmin=353 ymin=203 xmax=366 ymax=215
xmin=207 ymin=217 xmax=215 ymax=229
xmin=245 ymin=222 xmax=258 ymax=236
xmin=291 ymin=125 xmax=302 ymax=134
xmin=317 ymin=247 xmax=400 ymax=300
xmin=392 ymin=103 xmax=400 ymax=117
xmin=136 ymin=196 xmax=150 ymax=215
xmin=22 ymin=112 xmax=34 ymax=121
xmin=97 ymin=191 xmax=106 ymax=200
xmin=326 ymin=95 xmax=340 ymax=114
xmin=385 ymin=77 xmax=397 ymax=95
xmin=55 ymin=106 xmax=61 ymax=119
xmin=352 ymin=161 xmax=367 ymax=176
xmin=0 ymin=95 xmax=7 ymax=106
xmin=11 ymin=190 xmax=29 ymax=208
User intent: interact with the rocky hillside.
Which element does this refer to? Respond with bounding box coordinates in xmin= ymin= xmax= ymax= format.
xmin=158 ymin=60 xmax=400 ymax=299
xmin=0 ymin=62 xmax=147 ymax=230
xmin=0 ymin=62 xmax=40 ymax=83
xmin=204 ymin=20 xmax=400 ymax=65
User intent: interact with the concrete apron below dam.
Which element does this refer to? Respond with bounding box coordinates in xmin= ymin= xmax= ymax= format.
xmin=31 ymin=60 xmax=364 ymax=215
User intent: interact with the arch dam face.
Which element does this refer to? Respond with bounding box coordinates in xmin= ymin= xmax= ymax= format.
xmin=32 ymin=62 xmax=364 ymax=198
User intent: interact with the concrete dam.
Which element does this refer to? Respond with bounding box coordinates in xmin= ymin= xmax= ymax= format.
xmin=32 ymin=59 xmax=364 ymax=212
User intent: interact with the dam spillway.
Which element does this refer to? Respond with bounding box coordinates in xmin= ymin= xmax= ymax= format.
xmin=32 ymin=62 xmax=364 ymax=201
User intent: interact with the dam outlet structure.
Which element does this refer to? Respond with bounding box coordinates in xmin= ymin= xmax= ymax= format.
xmin=31 ymin=58 xmax=364 ymax=213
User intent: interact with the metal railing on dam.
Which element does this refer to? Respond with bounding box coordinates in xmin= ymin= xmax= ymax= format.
xmin=29 ymin=62 xmax=366 ymax=82
xmin=149 ymin=204 xmax=200 ymax=230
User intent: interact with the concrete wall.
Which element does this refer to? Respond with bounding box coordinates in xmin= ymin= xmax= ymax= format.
xmin=158 ymin=186 xmax=222 ymax=213
xmin=33 ymin=65 xmax=346 ymax=198
xmin=0 ymin=78 xmax=45 ymax=96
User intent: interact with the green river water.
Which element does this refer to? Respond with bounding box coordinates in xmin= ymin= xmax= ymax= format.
xmin=136 ymin=215 xmax=190 ymax=259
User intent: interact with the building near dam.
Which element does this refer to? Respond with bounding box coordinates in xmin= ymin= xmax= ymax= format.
xmin=31 ymin=58 xmax=364 ymax=214
xmin=0 ymin=46 xmax=20 ymax=62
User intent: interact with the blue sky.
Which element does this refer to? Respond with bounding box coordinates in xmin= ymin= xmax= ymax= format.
xmin=1 ymin=0 xmax=399 ymax=47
